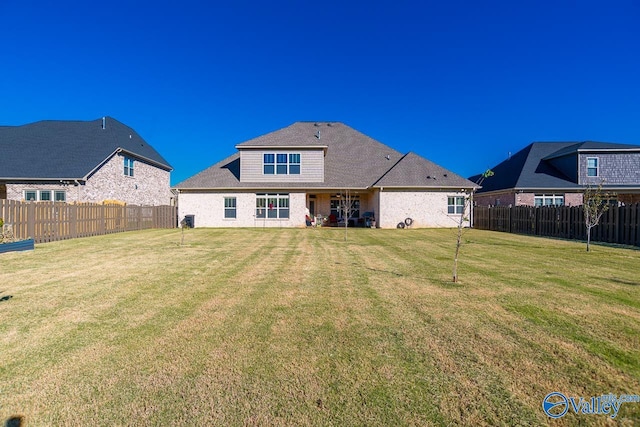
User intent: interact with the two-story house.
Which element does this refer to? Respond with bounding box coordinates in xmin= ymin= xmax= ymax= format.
xmin=0 ymin=117 xmax=173 ymax=205
xmin=174 ymin=122 xmax=478 ymax=228
xmin=471 ymin=141 xmax=640 ymax=207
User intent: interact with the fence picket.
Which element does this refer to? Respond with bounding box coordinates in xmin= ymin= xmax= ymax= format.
xmin=0 ymin=200 xmax=176 ymax=244
xmin=473 ymin=203 xmax=640 ymax=247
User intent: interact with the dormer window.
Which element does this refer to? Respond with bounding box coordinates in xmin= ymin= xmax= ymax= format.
xmin=263 ymin=153 xmax=300 ymax=175
xmin=587 ymin=157 xmax=598 ymax=177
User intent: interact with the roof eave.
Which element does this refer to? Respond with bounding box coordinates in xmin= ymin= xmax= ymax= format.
xmin=0 ymin=177 xmax=86 ymax=182
xmin=117 ymin=148 xmax=173 ymax=171
xmin=373 ymin=185 xmax=479 ymax=190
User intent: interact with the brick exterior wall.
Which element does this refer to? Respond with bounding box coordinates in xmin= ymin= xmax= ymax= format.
xmin=378 ymin=190 xmax=471 ymax=228
xmin=564 ymin=193 xmax=583 ymax=206
xmin=84 ymin=153 xmax=171 ymax=205
xmin=178 ymin=191 xmax=307 ymax=227
xmin=474 ymin=191 xmax=516 ymax=207
xmin=475 ymin=191 xmax=584 ymax=207
xmin=4 ymin=153 xmax=171 ymax=206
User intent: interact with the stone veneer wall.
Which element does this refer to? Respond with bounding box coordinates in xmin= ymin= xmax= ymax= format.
xmin=83 ymin=153 xmax=171 ymax=205
xmin=4 ymin=153 xmax=171 ymax=206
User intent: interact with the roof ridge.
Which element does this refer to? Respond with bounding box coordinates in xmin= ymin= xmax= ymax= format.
xmin=370 ymin=152 xmax=410 ymax=188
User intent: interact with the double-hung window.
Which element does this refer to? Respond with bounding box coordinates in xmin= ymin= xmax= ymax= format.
xmin=587 ymin=157 xmax=598 ymax=177
xmin=124 ymin=157 xmax=135 ymax=177
xmin=55 ymin=191 xmax=66 ymax=202
xmin=255 ymin=194 xmax=289 ymax=219
xmin=276 ymin=154 xmax=288 ymax=174
xmin=289 ymin=154 xmax=300 ymax=174
xmin=25 ymin=190 xmax=37 ymax=201
xmin=263 ymin=154 xmax=275 ymax=174
xmin=224 ymin=197 xmax=237 ymax=218
xmin=448 ymin=196 xmax=465 ymax=214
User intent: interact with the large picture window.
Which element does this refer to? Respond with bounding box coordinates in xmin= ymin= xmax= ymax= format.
xmin=263 ymin=153 xmax=301 ymax=175
xmin=255 ymin=194 xmax=289 ymax=219
xmin=448 ymin=196 xmax=465 ymax=214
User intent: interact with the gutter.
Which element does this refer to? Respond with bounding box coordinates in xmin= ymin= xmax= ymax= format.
xmin=116 ymin=148 xmax=173 ymax=171
xmin=173 ymin=186 xmax=373 ymax=192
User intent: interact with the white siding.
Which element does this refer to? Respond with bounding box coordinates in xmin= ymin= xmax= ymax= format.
xmin=378 ymin=190 xmax=471 ymax=228
xmin=178 ymin=191 xmax=308 ymax=228
xmin=239 ymin=149 xmax=324 ymax=183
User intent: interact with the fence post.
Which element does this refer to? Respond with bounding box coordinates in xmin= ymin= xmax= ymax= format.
xmin=27 ymin=202 xmax=36 ymax=241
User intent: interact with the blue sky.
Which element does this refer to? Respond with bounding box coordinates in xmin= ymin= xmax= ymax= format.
xmin=2 ymin=1 xmax=639 ymax=185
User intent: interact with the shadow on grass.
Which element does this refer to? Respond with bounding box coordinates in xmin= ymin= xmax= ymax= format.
xmin=336 ymin=261 xmax=405 ymax=277
xmin=610 ymin=278 xmax=640 ymax=286
xmin=5 ymin=416 xmax=23 ymax=427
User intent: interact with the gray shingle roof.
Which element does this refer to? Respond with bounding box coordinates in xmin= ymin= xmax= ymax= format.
xmin=0 ymin=117 xmax=172 ymax=180
xmin=175 ymin=122 xmax=477 ymax=190
xmin=471 ymin=141 xmax=640 ymax=193
xmin=375 ymin=152 xmax=477 ymax=188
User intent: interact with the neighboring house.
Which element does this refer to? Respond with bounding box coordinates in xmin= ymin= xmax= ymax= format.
xmin=471 ymin=141 xmax=640 ymax=207
xmin=174 ymin=122 xmax=478 ymax=228
xmin=0 ymin=117 xmax=173 ymax=205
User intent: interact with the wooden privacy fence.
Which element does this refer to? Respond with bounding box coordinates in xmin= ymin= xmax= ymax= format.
xmin=473 ymin=203 xmax=640 ymax=247
xmin=0 ymin=200 xmax=177 ymax=244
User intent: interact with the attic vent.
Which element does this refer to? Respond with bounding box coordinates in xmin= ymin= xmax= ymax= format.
xmin=314 ymin=123 xmax=319 ymax=127
xmin=327 ymin=123 xmax=333 ymax=127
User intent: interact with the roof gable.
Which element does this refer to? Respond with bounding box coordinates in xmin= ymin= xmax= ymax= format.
xmin=473 ymin=140 xmax=640 ymax=193
xmin=176 ymin=122 xmax=476 ymax=190
xmin=0 ymin=117 xmax=172 ymax=180
xmin=544 ymin=141 xmax=640 ymax=160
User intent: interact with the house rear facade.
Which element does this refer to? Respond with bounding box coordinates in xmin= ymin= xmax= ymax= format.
xmin=175 ymin=122 xmax=478 ymax=228
xmin=472 ymin=141 xmax=640 ymax=207
xmin=0 ymin=117 xmax=173 ymax=205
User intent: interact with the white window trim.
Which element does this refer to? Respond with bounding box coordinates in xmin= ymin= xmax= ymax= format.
xmin=586 ymin=157 xmax=599 ymax=177
xmin=24 ymin=189 xmax=67 ymax=202
xmin=224 ymin=197 xmax=237 ymax=219
xmin=263 ymin=153 xmax=301 ymax=175
xmin=255 ymin=193 xmax=290 ymax=219
xmin=534 ymin=194 xmax=565 ymax=207
xmin=124 ymin=156 xmax=135 ymax=177
xmin=447 ymin=196 xmax=465 ymax=214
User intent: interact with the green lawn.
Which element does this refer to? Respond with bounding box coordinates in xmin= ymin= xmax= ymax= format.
xmin=1 ymin=228 xmax=639 ymax=426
